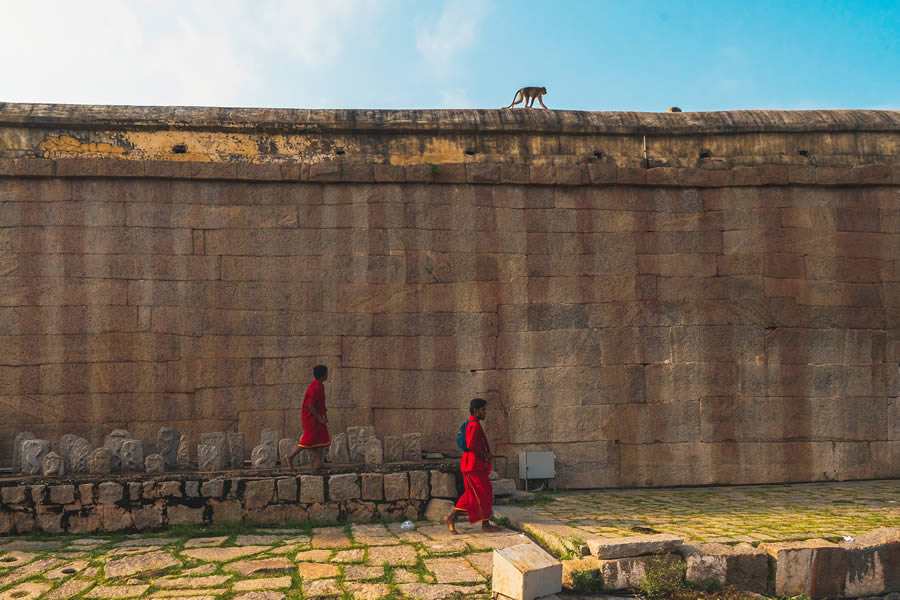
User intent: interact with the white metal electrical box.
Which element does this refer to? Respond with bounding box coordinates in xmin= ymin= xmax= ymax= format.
xmin=518 ymin=451 xmax=556 ymax=480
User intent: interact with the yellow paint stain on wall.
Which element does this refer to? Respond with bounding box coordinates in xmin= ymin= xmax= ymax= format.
xmin=40 ymin=135 xmax=126 ymax=157
xmin=390 ymin=139 xmax=464 ymax=165
xmin=124 ymin=131 xmax=261 ymax=162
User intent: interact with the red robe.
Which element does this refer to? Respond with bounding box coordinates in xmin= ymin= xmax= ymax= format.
xmin=454 ymin=415 xmax=493 ymax=524
xmin=299 ymin=379 xmax=330 ymax=449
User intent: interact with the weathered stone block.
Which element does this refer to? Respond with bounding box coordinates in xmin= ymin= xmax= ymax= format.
xmin=300 ymin=475 xmax=325 ymax=504
xmin=430 ymin=471 xmax=457 ymax=498
xmin=158 ymin=480 xmax=182 ymax=497
xmin=201 ymin=478 xmax=225 ymax=498
xmin=424 ymin=498 xmax=456 ymax=522
xmin=361 ymin=473 xmax=383 ymax=500
xmin=841 ymin=527 xmax=900 ymax=597
xmin=199 ymin=444 xmax=227 ymax=471
xmin=308 ymin=502 xmax=340 ymax=522
xmin=329 ymin=473 xmax=360 ymax=502
xmin=347 ymin=426 xmax=376 ymax=463
xmin=12 ymin=511 xmax=34 ymax=533
xmin=48 ymin=484 xmax=75 ymax=505
xmin=384 ymin=435 xmax=404 ymax=461
xmin=261 ymin=427 xmax=279 ymax=449
xmin=276 ymin=477 xmax=297 ymax=502
xmin=67 ymin=437 xmax=92 ymax=473
xmin=30 ymin=484 xmax=46 ymax=504
xmin=682 ymin=543 xmax=769 ymax=594
xmin=156 ymin=427 xmax=181 ymax=467
xmin=103 ymin=429 xmax=132 ymax=471
xmin=493 ymin=479 xmax=517 ymax=497
xmin=78 ymin=483 xmax=94 ymax=503
xmin=564 ymin=554 xmax=683 ymax=590
xmin=21 ymin=439 xmax=51 ymax=475
xmin=167 ymin=505 xmax=205 ymax=526
xmin=409 ymin=470 xmax=429 ymax=500
xmin=1 ymin=486 xmax=26 ymax=505
xmin=761 ymin=539 xmax=846 ymax=598
xmin=346 ymin=499 xmax=376 ymax=522
xmin=98 ymin=481 xmax=123 ymax=504
xmin=176 ymin=439 xmax=192 ymax=469
xmin=364 ymin=438 xmax=383 ymax=465
xmin=37 ymin=507 xmax=63 ymax=533
xmin=101 ymin=505 xmax=134 ymax=531
xmin=383 ymin=472 xmax=409 ymax=502
xmin=587 ymin=534 xmax=683 ymax=559
xmin=42 ymin=451 xmax=64 ymax=476
xmin=251 ymin=444 xmax=277 ymax=469
xmin=133 ymin=502 xmax=164 ymax=529
xmin=244 ymin=479 xmax=275 ymax=508
xmin=200 ymin=432 xmax=230 ymax=466
xmin=327 ymin=432 xmax=350 ymax=463
xmin=210 ymin=499 xmax=242 ymax=523
xmin=145 ymin=454 xmax=165 ymax=474
xmin=494 ymin=542 xmax=562 ymax=600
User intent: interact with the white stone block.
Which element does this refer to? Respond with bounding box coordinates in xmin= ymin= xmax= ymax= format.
xmin=492 ymin=542 xmax=562 ymax=600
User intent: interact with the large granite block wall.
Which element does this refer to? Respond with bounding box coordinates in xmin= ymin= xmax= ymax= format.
xmin=0 ymin=105 xmax=898 ymax=488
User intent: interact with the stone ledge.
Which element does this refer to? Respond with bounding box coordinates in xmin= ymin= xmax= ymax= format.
xmin=1 ymin=157 xmax=896 ymax=187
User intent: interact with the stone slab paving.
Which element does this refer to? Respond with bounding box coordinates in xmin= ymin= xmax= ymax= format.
xmin=499 ymin=479 xmax=900 ymax=545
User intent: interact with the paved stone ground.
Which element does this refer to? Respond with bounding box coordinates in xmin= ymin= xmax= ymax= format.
xmin=0 ymin=521 xmax=525 ymax=600
xmin=1 ymin=480 xmax=897 ymax=599
xmin=504 ymin=479 xmax=900 ymax=544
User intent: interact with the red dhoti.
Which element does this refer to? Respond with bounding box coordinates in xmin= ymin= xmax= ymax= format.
xmin=298 ymin=379 xmax=330 ymax=449
xmin=454 ymin=470 xmax=493 ymax=524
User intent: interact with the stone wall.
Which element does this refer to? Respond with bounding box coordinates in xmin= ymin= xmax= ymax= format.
xmin=0 ymin=104 xmax=898 ymax=488
xmin=0 ymin=465 xmax=449 ymax=534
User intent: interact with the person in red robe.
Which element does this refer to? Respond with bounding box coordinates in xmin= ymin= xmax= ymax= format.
xmin=283 ymin=364 xmax=330 ymax=471
xmin=445 ymin=398 xmax=502 ymax=533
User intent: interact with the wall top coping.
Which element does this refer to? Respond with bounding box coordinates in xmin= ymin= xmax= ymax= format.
xmin=2 ymin=102 xmax=899 ymax=136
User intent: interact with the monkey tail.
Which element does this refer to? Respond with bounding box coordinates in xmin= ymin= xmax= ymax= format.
xmin=502 ymin=92 xmax=518 ymax=109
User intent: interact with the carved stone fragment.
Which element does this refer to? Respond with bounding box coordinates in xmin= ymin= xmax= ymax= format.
xmin=260 ymin=428 xmax=279 ymax=450
xmin=156 ymin=427 xmax=181 ymax=467
xmin=347 ymin=426 xmax=376 ymax=463
xmin=13 ymin=432 xmax=35 ymax=473
xmin=364 ymin=438 xmax=383 ymax=466
xmin=198 ymin=444 xmax=225 ymax=472
xmin=68 ymin=438 xmax=92 ymax=473
xmin=42 ymin=451 xmax=64 ymax=477
xmin=200 ymin=433 xmax=229 ymax=467
xmin=384 ymin=435 xmax=404 ymax=462
xmin=327 ymin=432 xmax=350 ymax=464
xmin=227 ymin=432 xmax=245 ymax=468
xmin=251 ymin=444 xmax=276 ymax=469
xmin=88 ymin=447 xmax=113 ymax=474
xmin=121 ymin=440 xmax=144 ymax=472
xmin=145 ymin=454 xmax=165 ymax=474
xmin=176 ymin=439 xmax=192 ymax=469
xmin=21 ymin=439 xmax=51 ymax=475
xmin=402 ymin=433 xmax=422 ymax=461
xmin=279 ymin=438 xmax=299 ymax=466
xmin=104 ymin=430 xmax=132 ymax=471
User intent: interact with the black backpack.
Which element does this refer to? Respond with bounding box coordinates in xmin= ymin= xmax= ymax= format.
xmin=456 ymin=420 xmax=471 ymax=453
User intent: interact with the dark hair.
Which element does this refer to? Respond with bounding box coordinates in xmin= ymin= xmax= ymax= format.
xmin=469 ymin=397 xmax=487 ymax=415
xmin=313 ymin=365 xmax=328 ymax=380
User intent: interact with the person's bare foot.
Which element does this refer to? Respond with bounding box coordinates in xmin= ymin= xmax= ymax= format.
xmin=444 ymin=515 xmax=458 ymax=534
xmin=480 ymin=523 xmax=502 ymax=533
xmin=282 ymin=456 xmax=295 ymax=471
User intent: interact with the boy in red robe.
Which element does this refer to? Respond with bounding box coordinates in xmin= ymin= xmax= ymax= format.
xmin=445 ymin=398 xmax=502 ymax=533
xmin=283 ymin=364 xmax=330 ymax=471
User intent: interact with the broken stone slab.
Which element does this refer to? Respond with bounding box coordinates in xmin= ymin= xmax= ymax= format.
xmin=156 ymin=427 xmax=181 ymax=467
xmin=176 ymin=438 xmax=192 ymax=469
xmin=145 ymin=454 xmax=165 ymax=474
xmin=364 ymin=438 xmax=383 ymax=465
xmin=563 ymin=554 xmax=683 ymax=591
xmin=493 ymin=542 xmax=562 ymax=600
xmin=327 ymin=432 xmax=349 ymax=463
xmin=13 ymin=432 xmax=35 ymax=472
xmin=103 ymin=550 xmax=180 ymax=578
xmin=841 ymin=527 xmax=900 ymax=597
xmin=681 ymin=542 xmax=768 ymax=595
xmin=103 ymin=429 xmax=132 ymax=471
xmin=200 ymin=433 xmax=230 ymax=466
xmin=493 ymin=479 xmax=518 ymax=497
xmin=88 ymin=447 xmax=113 ymax=474
xmin=260 ymin=428 xmax=279 ymax=450
xmin=21 ymin=439 xmax=51 ymax=475
xmin=227 ymin=432 xmax=245 ymax=468
xmin=347 ymin=425 xmax=376 ymax=463
xmin=384 ymin=435 xmax=403 ymax=461
xmin=760 ymin=538 xmax=846 ymax=598
xmin=424 ymin=498 xmax=456 ymax=522
xmin=587 ymin=533 xmax=683 ymax=559
xmin=120 ymin=440 xmax=144 ymax=472
xmin=198 ymin=444 xmax=226 ymax=472
xmin=402 ymin=432 xmax=422 ymax=461
xmin=251 ymin=444 xmax=277 ymax=469
xmin=42 ymin=451 xmax=63 ymax=477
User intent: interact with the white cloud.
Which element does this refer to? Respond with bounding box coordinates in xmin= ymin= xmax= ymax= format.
xmin=415 ymin=0 xmax=486 ymax=77
xmin=0 ymin=0 xmax=382 ymax=107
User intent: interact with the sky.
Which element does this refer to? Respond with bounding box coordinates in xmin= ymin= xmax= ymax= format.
xmin=2 ymin=0 xmax=898 ymax=112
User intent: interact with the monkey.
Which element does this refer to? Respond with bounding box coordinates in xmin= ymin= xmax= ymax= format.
xmin=503 ymin=87 xmax=549 ymax=109
xmin=667 ymin=106 xmax=682 ymax=113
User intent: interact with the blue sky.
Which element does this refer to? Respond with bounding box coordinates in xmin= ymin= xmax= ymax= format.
xmin=2 ymin=0 xmax=897 ymax=112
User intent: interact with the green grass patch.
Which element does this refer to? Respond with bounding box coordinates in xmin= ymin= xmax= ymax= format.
xmin=569 ymin=567 xmax=605 ymax=593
